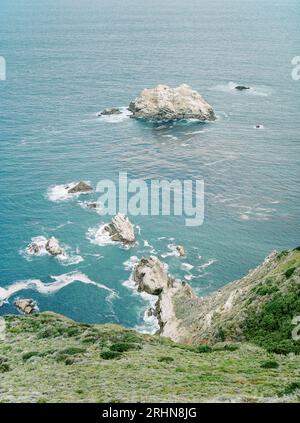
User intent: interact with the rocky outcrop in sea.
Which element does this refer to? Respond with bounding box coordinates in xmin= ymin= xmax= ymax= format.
xmin=67 ymin=181 xmax=93 ymax=194
xmin=98 ymin=108 xmax=121 ymax=116
xmin=104 ymin=213 xmax=136 ymax=244
xmin=45 ymin=237 xmax=64 ymax=256
xmin=128 ymin=84 xmax=216 ymax=122
xmin=14 ymin=299 xmax=36 ymax=315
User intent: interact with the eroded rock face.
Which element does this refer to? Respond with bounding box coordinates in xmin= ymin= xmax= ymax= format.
xmin=134 ymin=256 xmax=171 ymax=295
xmin=133 ymin=256 xmax=195 ymax=341
xmin=45 ymin=237 xmax=63 ymax=256
xmin=98 ymin=108 xmax=121 ymax=116
xmin=67 ymin=181 xmax=93 ymax=194
xmin=105 ymin=213 xmax=135 ymax=244
xmin=129 ymin=84 xmax=216 ymax=122
xmin=14 ymin=299 xmax=36 ymax=315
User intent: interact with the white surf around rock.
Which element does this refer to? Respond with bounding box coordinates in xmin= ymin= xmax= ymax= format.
xmin=46 ymin=181 xmax=92 ymax=202
xmin=21 ymin=236 xmax=84 ymax=266
xmin=210 ymin=81 xmax=271 ymax=97
xmin=97 ymin=107 xmax=132 ymax=123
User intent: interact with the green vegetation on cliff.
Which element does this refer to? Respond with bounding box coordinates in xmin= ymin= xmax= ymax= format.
xmin=1 ymin=312 xmax=300 ymax=403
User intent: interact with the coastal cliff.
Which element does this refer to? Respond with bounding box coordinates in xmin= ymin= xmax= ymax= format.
xmin=1 ymin=248 xmax=300 ymax=402
xmin=134 ymin=248 xmax=300 ymax=353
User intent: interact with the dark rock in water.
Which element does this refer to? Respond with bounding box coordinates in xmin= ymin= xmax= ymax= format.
xmin=86 ymin=202 xmax=98 ymax=209
xmin=99 ymin=108 xmax=121 ymax=116
xmin=235 ymin=85 xmax=250 ymax=91
xmin=14 ymin=299 xmax=36 ymax=315
xmin=68 ymin=181 xmax=93 ymax=194
xmin=28 ymin=243 xmax=40 ymax=254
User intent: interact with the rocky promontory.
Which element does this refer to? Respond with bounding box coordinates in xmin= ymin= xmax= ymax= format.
xmin=134 ymin=248 xmax=300 ymax=352
xmin=133 ymin=256 xmax=196 ymax=342
xmin=129 ymin=84 xmax=216 ymax=122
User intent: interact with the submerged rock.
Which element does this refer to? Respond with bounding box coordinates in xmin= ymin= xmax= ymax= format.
xmin=129 ymin=84 xmax=216 ymax=122
xmin=45 ymin=237 xmax=63 ymax=256
xmin=235 ymin=85 xmax=250 ymax=91
xmin=98 ymin=108 xmax=122 ymax=116
xmin=67 ymin=181 xmax=93 ymax=194
xmin=104 ymin=213 xmax=135 ymax=244
xmin=14 ymin=299 xmax=36 ymax=315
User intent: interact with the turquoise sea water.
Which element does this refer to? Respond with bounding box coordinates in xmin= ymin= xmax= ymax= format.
xmin=0 ymin=0 xmax=299 ymax=330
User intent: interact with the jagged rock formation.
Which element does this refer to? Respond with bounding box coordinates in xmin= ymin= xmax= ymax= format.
xmin=134 ymin=256 xmax=170 ymax=295
xmin=133 ymin=256 xmax=196 ymax=342
xmin=135 ymin=248 xmax=300 ymax=347
xmin=129 ymin=84 xmax=216 ymax=122
xmin=14 ymin=299 xmax=36 ymax=315
xmin=67 ymin=181 xmax=93 ymax=194
xmin=104 ymin=213 xmax=135 ymax=244
xmin=45 ymin=237 xmax=63 ymax=256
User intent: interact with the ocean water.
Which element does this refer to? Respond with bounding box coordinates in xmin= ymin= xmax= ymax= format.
xmin=0 ymin=0 xmax=299 ymax=331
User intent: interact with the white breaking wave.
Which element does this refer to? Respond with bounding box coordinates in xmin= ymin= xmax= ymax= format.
xmin=196 ymin=259 xmax=216 ymax=271
xmin=0 ymin=272 xmax=117 ymax=306
xmin=123 ymin=256 xmax=139 ymax=271
xmin=86 ymin=223 xmax=115 ymax=246
xmin=181 ymin=262 xmax=194 ymax=271
xmin=122 ymin=272 xmax=159 ymax=335
xmin=161 ymin=243 xmax=181 ymax=258
xmin=46 ymin=181 xmax=91 ymax=202
xmin=21 ymin=236 xmax=48 ymax=258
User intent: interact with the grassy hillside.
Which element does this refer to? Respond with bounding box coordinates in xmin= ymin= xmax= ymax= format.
xmin=1 ymin=312 xmax=300 ymax=403
xmin=169 ymin=248 xmax=300 ymax=349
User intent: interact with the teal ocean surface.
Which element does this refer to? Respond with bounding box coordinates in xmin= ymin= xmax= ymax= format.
xmin=0 ymin=0 xmax=299 ymax=331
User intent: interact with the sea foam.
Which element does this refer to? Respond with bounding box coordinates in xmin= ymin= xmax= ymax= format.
xmin=97 ymin=107 xmax=132 ymax=123
xmin=0 ymin=272 xmax=117 ymax=306
xmin=46 ymin=182 xmax=92 ymax=202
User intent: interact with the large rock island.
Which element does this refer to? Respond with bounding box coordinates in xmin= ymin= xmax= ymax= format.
xmin=129 ymin=84 xmax=216 ymax=122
